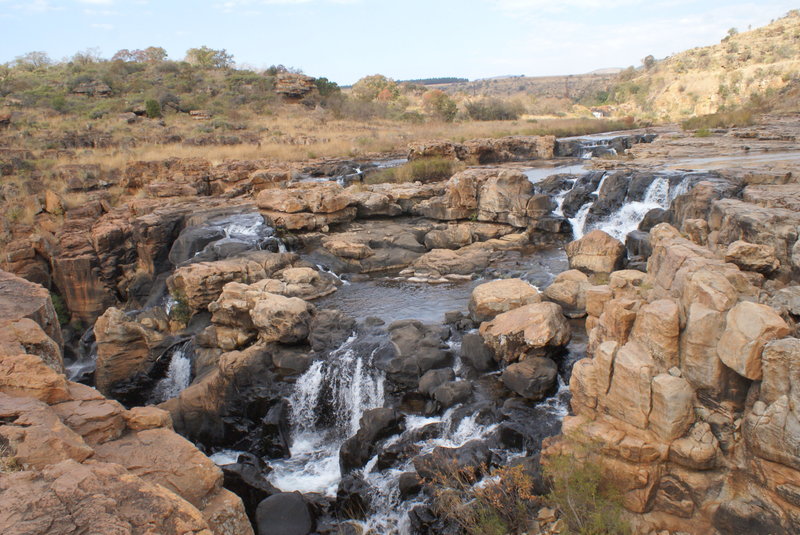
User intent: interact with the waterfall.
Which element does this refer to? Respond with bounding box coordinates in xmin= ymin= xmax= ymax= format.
xmin=268 ymin=333 xmax=386 ymax=495
xmin=149 ymin=342 xmax=193 ymax=404
xmin=569 ymin=203 xmax=592 ymax=239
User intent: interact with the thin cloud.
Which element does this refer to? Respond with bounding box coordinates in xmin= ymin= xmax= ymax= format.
xmin=90 ymin=22 xmax=113 ymax=29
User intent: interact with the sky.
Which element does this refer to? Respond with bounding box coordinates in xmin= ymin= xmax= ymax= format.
xmin=1 ymin=0 xmax=797 ymax=84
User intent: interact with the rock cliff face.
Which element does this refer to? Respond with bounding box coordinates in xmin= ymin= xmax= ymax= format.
xmin=0 ymin=270 xmax=252 ymax=535
xmin=543 ymin=222 xmax=800 ymax=533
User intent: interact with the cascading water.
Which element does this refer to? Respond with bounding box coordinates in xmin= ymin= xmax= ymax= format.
xmin=268 ymin=334 xmax=386 ymax=495
xmin=149 ymin=341 xmax=193 ymax=404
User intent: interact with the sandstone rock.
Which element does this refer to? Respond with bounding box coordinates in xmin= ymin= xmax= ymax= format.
xmin=51 ymin=396 xmax=126 ymax=446
xmin=669 ymin=422 xmax=719 ymax=470
xmin=423 ymin=224 xmax=473 ymax=250
xmin=0 ymin=353 xmax=69 ymax=404
xmin=203 ymin=488 xmax=256 ymax=535
xmin=566 ymin=230 xmax=625 ymax=274
xmin=0 ymin=270 xmax=63 ymax=347
xmin=348 ymin=190 xmax=402 ymax=218
xmin=649 ymin=374 xmax=694 ymax=441
xmin=93 ymin=307 xmax=167 ymax=396
xmin=608 ymin=270 xmax=647 ymax=300
xmin=630 ymin=299 xmax=680 ymax=372
xmin=274 ymin=73 xmax=316 ymax=98
xmin=717 ymin=301 xmax=790 ymax=380
xmin=167 ymin=251 xmax=296 ymax=311
xmin=0 ymin=319 xmax=63 ymax=373
xmin=407 ymin=140 xmax=468 ymax=161
xmin=93 ymin=428 xmax=223 ymax=508
xmin=405 ymin=243 xmax=495 ymax=280
xmin=468 ymin=278 xmax=541 ymax=322
xmin=124 ymin=406 xmax=173 ymax=430
xmin=323 ymin=238 xmax=374 ymax=259
xmin=603 ymin=341 xmax=654 ymax=429
xmin=261 ymin=207 xmax=357 ymax=231
xmin=502 ymin=357 xmax=558 ymax=400
xmin=585 ymin=285 xmax=613 ymax=317
xmin=479 ymin=302 xmax=570 ymax=363
xmin=250 ymin=293 xmax=314 ymax=344
xmin=544 ymin=269 xmax=590 ymax=316
xmin=0 ymin=460 xmax=216 ymax=535
xmin=0 ymin=394 xmax=93 ymax=469
xmin=724 ymin=240 xmax=780 ymax=274
xmin=256 ymin=182 xmax=352 ymax=214
xmin=745 ymin=396 xmax=800 ymax=471
xmin=476 ymin=170 xmax=535 ymax=227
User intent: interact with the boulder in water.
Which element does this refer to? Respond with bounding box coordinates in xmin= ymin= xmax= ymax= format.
xmin=222 ymin=452 xmax=280 ymax=523
xmin=433 ymin=380 xmax=472 ymax=408
xmin=413 ymin=439 xmax=494 ymax=481
xmin=256 ymin=492 xmax=314 ymax=535
xmin=335 ymin=473 xmax=372 ymax=520
xmin=501 ymin=357 xmax=558 ymax=400
xmin=418 ymin=368 xmax=455 ymax=396
xmin=565 ymin=229 xmax=626 ymax=274
xmin=543 ymin=269 xmax=590 ymax=317
xmin=460 ymin=332 xmax=496 ymax=372
xmin=468 ymin=278 xmax=541 ymax=322
xmin=339 ymin=407 xmax=405 ymax=473
xmin=479 ymin=302 xmax=571 ymax=363
xmin=250 ymin=293 xmax=315 ymax=344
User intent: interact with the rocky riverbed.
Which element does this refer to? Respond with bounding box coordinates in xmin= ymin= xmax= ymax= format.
xmin=2 ymin=119 xmax=800 ymax=534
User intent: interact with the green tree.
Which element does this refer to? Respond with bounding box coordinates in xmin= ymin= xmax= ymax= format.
xmin=642 ymin=55 xmax=656 ymax=69
xmin=185 ymin=46 xmax=234 ymax=68
xmin=422 ymin=89 xmax=457 ymax=121
xmin=315 ymin=77 xmax=340 ymax=98
xmin=145 ymin=99 xmax=162 ymax=118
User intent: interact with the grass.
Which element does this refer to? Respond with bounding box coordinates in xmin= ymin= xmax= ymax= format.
xmin=681 ymin=108 xmax=756 ymax=130
xmin=0 ymin=443 xmax=20 ymax=473
xmin=366 ymin=157 xmax=463 ymax=184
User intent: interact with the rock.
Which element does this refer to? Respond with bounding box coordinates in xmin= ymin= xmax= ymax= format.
xmin=479 ymin=302 xmax=571 ymax=363
xmin=423 ymin=224 xmax=474 ymax=250
xmin=433 ymin=381 xmax=472 ymax=408
xmin=460 ymin=332 xmax=496 ymax=372
xmin=408 ymin=140 xmax=469 ymax=161
xmin=124 ymin=406 xmax=173 ymax=430
xmin=476 ymin=170 xmax=536 ymax=227
xmin=760 ymin=338 xmax=800 ymax=407
xmin=649 ymin=374 xmax=694 ymax=441
xmin=398 ymin=472 xmax=422 ymax=499
xmin=603 ymin=340 xmax=655 ymax=429
xmin=0 ymin=319 xmax=63 ymax=373
xmin=348 ymin=190 xmax=402 ymax=218
xmin=418 ymin=368 xmax=455 ymax=396
xmin=669 ymin=423 xmax=719 ymax=470
xmin=413 ymin=440 xmax=494 ymax=481
xmin=51 ymin=395 xmax=126 ymax=446
xmin=724 ymin=240 xmax=780 ymax=274
xmin=340 ymin=408 xmax=404 ymax=473
xmin=501 ymin=357 xmax=558 ymax=400
xmin=169 ymin=226 xmax=228 ymax=266
xmin=630 ymin=299 xmax=680 ymax=371
xmin=565 ymin=230 xmax=625 ymax=274
xmin=406 ymin=242 xmax=495 ymax=280
xmin=274 ymin=73 xmax=317 ymax=99
xmin=308 ymin=309 xmax=356 ymax=352
xmin=543 ymin=269 xmax=590 ymax=316
xmin=0 ymin=354 xmax=69 ymax=404
xmin=220 ymin=453 xmax=279 ymax=520
xmin=717 ymin=301 xmax=790 ymax=380
xmin=769 ymin=286 xmax=800 ymax=316
xmin=463 ymin=136 xmax=555 ymax=163
xmin=468 ymin=278 xmax=541 ymax=322
xmin=377 ymin=321 xmax=450 ymax=388
xmin=257 ymin=182 xmax=352 ymax=214
xmin=323 ymin=239 xmax=374 ymax=259
xmin=0 ymin=460 xmax=216 ymax=535
xmin=255 ymin=492 xmax=314 ymax=535
xmin=0 ymin=270 xmax=63 ymax=347
xmin=92 ymin=428 xmax=223 ymax=508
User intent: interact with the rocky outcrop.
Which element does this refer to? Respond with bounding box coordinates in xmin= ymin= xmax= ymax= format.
xmin=543 ymin=223 xmax=800 ymax=534
xmin=256 ymin=183 xmax=355 ymax=231
xmin=408 ymin=136 xmax=554 ymax=163
xmin=566 ymin=229 xmax=626 ymax=274
xmin=0 ymin=270 xmax=63 ymax=348
xmin=274 ymin=73 xmax=317 ymax=99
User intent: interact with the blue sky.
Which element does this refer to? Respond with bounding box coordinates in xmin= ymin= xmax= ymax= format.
xmin=1 ymin=0 xmax=797 ymax=84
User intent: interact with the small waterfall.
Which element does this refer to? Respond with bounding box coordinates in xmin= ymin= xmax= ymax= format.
xmin=552 ymin=178 xmax=577 ymax=216
xmin=149 ymin=342 xmax=193 ymax=404
xmin=65 ymin=327 xmax=97 ymax=383
xmin=268 ymin=334 xmax=385 ymax=495
xmin=569 ymin=203 xmax=592 ymax=239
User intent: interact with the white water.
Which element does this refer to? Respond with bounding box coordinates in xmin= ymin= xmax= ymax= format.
xmin=268 ymin=334 xmax=385 ymax=496
xmin=571 ymin=174 xmax=683 ymax=241
xmin=149 ymin=343 xmax=192 ymax=404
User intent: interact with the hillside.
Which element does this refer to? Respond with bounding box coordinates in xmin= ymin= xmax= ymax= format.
xmin=607 ymin=9 xmax=800 ymax=120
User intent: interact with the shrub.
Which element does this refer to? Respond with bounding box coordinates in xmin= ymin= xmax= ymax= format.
xmin=466 ymin=98 xmax=525 ymax=121
xmin=145 ymin=99 xmax=162 ymax=119
xmin=681 ymin=108 xmax=755 ymax=130
xmin=50 ymin=292 xmax=70 ymax=326
xmin=544 ymin=452 xmax=631 ymax=535
xmin=430 ymin=463 xmax=539 ymax=535
xmin=366 ymin=157 xmax=461 ymax=184
xmin=169 ymin=291 xmax=191 ymax=324
xmin=423 ymin=89 xmax=458 ymax=122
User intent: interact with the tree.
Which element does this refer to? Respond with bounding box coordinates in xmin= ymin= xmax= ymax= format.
xmin=71 ymin=47 xmax=102 ymax=66
xmin=14 ymin=51 xmax=51 ymax=70
xmin=314 ymin=77 xmax=340 ymax=98
xmin=351 ymin=74 xmax=399 ymax=102
xmin=642 ymin=55 xmax=656 ymax=69
xmin=423 ymin=89 xmax=457 ymax=122
xmin=145 ymin=99 xmax=162 ymax=118
xmin=185 ymin=46 xmax=234 ymax=68
xmin=113 ymin=47 xmax=167 ymax=63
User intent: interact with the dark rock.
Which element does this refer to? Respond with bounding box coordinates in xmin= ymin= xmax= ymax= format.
xmin=256 ymin=492 xmax=314 ymax=535
xmin=259 ymin=399 xmax=292 ymax=459
xmin=309 ymin=309 xmax=357 ymax=352
xmin=168 ymin=226 xmax=226 ymax=266
xmin=335 ymin=474 xmax=371 ymax=520
xmin=418 ymin=368 xmax=455 ymax=396
xmin=375 ymin=320 xmax=451 ymax=389
xmin=433 ymin=381 xmax=472 ymax=408
xmin=272 ymin=347 xmax=312 ymax=376
xmin=399 ymin=472 xmax=423 ymax=499
xmin=501 ymin=357 xmax=558 ymax=400
xmin=561 ymin=171 xmax=605 ymax=218
xmin=461 ymin=332 xmax=496 ymax=372
xmin=413 ymin=439 xmax=494 ymax=481
xmin=221 ymin=453 xmax=280 ymax=523
xmin=713 ymin=496 xmax=785 ymax=535
xmin=339 ymin=408 xmax=405 ymax=473
xmin=639 ymin=207 xmax=671 ymax=232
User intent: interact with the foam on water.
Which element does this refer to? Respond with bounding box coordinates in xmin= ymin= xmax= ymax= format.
xmin=149 ymin=342 xmax=192 ymax=404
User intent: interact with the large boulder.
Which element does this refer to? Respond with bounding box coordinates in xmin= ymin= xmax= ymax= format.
xmin=340 ymin=408 xmax=404 ymax=473
xmin=256 ymin=183 xmax=351 ymax=214
xmin=724 ymin=240 xmax=780 ymax=274
xmin=543 ymin=270 xmax=590 ymax=316
xmin=255 ymin=492 xmax=314 ymax=535
xmin=468 ymin=278 xmax=541 ymax=322
xmin=501 ymin=357 xmax=558 ymax=400
xmin=479 ymin=302 xmax=571 ymax=363
xmin=717 ymin=301 xmax=790 ymax=380
xmin=378 ymin=321 xmax=450 ymax=389
xmin=565 ymin=230 xmax=625 ymax=274
xmin=0 ymin=319 xmax=63 ymax=373
xmin=0 ymin=270 xmax=63 ymax=347
xmin=250 ymin=293 xmax=314 ymax=344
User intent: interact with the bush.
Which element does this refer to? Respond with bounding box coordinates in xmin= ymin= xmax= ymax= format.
xmin=466 ymin=98 xmax=525 ymax=120
xmin=544 ymin=452 xmax=631 ymax=535
xmin=431 ymin=463 xmax=539 ymax=535
xmin=681 ymin=108 xmax=755 ymax=130
xmin=50 ymin=292 xmax=69 ymax=326
xmin=145 ymin=99 xmax=162 ymax=119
